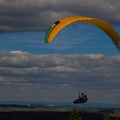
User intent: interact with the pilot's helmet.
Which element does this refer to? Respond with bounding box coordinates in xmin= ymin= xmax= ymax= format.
xmin=81 ymin=92 xmax=84 ymax=95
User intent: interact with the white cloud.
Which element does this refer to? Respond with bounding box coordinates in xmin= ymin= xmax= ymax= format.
xmin=0 ymin=51 xmax=120 ymax=103
xmin=0 ymin=51 xmax=120 ymax=87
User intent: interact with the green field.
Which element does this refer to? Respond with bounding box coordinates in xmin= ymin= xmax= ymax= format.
xmin=0 ymin=106 xmax=120 ymax=120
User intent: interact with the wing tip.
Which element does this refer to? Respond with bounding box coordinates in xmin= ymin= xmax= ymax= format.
xmin=117 ymin=47 xmax=120 ymax=52
xmin=116 ymin=38 xmax=120 ymax=52
xmin=45 ymin=41 xmax=50 ymax=43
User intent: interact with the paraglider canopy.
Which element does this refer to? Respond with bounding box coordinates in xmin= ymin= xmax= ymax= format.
xmin=27 ymin=104 xmax=30 ymax=107
xmin=45 ymin=16 xmax=120 ymax=51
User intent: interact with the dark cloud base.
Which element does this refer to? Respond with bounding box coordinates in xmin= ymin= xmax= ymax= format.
xmin=0 ymin=0 xmax=120 ymax=32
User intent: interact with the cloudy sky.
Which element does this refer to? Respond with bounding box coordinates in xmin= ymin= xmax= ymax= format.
xmin=0 ymin=0 xmax=120 ymax=104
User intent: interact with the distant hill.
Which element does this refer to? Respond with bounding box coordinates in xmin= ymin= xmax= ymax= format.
xmin=0 ymin=101 xmax=120 ymax=120
xmin=0 ymin=101 xmax=120 ymax=108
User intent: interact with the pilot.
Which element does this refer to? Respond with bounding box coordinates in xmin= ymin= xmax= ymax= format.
xmin=79 ymin=92 xmax=85 ymax=99
xmin=80 ymin=92 xmax=88 ymax=102
xmin=73 ymin=92 xmax=88 ymax=104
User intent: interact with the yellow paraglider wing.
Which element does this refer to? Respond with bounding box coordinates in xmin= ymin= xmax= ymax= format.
xmin=45 ymin=16 xmax=120 ymax=51
xmin=27 ymin=104 xmax=30 ymax=107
